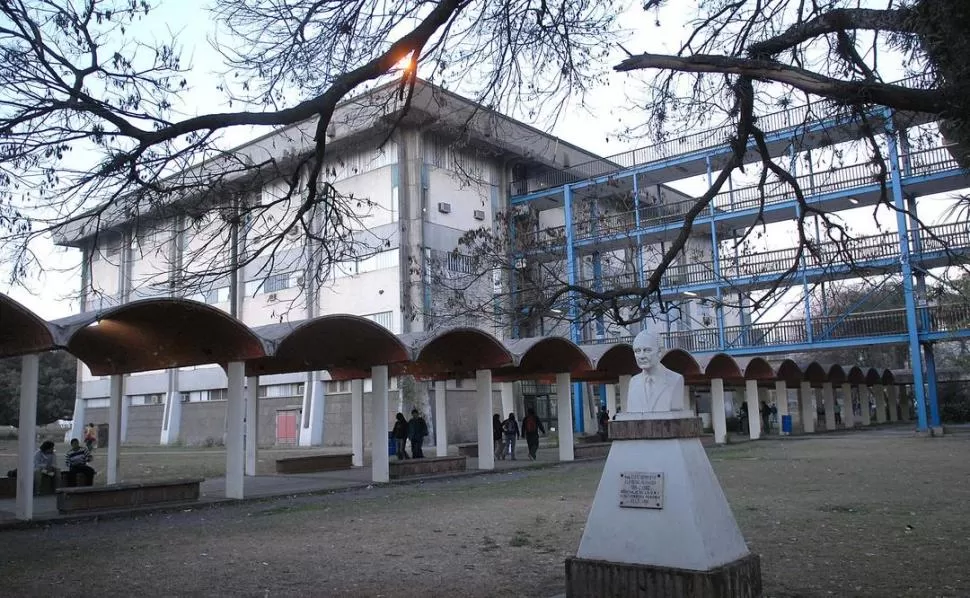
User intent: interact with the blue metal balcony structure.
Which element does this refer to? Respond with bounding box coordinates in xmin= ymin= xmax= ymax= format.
xmin=509 ymin=105 xmax=969 ymax=435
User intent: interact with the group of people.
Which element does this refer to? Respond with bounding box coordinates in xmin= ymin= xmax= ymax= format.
xmin=20 ymin=434 xmax=97 ymax=494
xmin=391 ymin=409 xmax=429 ymax=460
xmin=738 ymin=401 xmax=777 ymax=434
xmin=493 ymin=408 xmax=545 ymax=461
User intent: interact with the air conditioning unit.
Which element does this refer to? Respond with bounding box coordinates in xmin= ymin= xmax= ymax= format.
xmin=473 ymin=209 xmax=486 ymax=221
xmin=437 ymin=202 xmax=452 ymax=214
xmin=514 ymin=258 xmax=528 ymax=269
xmin=267 ymin=293 xmax=279 ymax=302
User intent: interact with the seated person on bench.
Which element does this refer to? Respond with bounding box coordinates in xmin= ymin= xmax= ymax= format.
xmin=65 ymin=438 xmax=96 ymax=486
xmin=34 ymin=440 xmax=59 ymax=493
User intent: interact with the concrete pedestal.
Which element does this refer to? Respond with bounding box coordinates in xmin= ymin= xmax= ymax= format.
xmin=567 ymin=417 xmax=761 ymax=597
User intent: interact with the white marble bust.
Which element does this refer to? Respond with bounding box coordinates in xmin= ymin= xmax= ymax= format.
xmin=616 ymin=329 xmax=690 ymax=420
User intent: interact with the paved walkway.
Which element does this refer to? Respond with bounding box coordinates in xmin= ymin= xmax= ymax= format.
xmin=0 ymin=443 xmax=575 ymax=527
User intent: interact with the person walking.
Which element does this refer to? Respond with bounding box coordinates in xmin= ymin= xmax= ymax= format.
xmin=493 ymin=414 xmax=504 ymax=460
xmin=65 ymin=438 xmax=96 ymax=486
xmin=520 ymin=408 xmax=545 ymax=460
xmin=83 ymin=423 xmax=97 ymax=451
xmin=501 ymin=412 xmax=519 ymax=460
xmin=760 ymin=401 xmax=771 ymax=434
xmin=392 ymin=413 xmax=410 ymax=460
xmin=408 ymin=409 xmax=428 ymax=459
xmin=597 ymin=407 xmax=610 ymax=441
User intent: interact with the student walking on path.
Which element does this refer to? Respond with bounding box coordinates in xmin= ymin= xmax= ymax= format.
xmin=520 ymin=408 xmax=545 ymax=460
xmin=493 ymin=414 xmax=504 ymax=460
xmin=408 ymin=409 xmax=428 ymax=459
xmin=392 ymin=413 xmax=410 ymax=460
xmin=501 ymin=413 xmax=519 ymax=460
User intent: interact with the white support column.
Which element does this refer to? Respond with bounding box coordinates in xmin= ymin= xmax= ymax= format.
xmin=887 ymin=385 xmax=899 ymax=422
xmin=225 ymin=362 xmax=245 ymax=499
xmin=744 ymin=380 xmax=761 ymax=440
xmin=160 ymin=368 xmax=182 ymax=445
xmin=371 ymin=366 xmax=390 ymax=483
xmin=120 ymin=392 xmax=130 ymax=444
xmin=556 ymin=373 xmax=575 ymax=461
xmin=711 ymin=378 xmax=727 ymax=444
xmin=15 ymin=354 xmax=39 ymax=521
xmin=822 ymin=382 xmax=836 ymax=431
xmin=874 ymin=383 xmax=887 ymax=424
xmin=774 ymin=380 xmax=789 ymax=435
xmin=298 ymin=373 xmax=325 ymax=446
xmin=841 ymin=383 xmax=855 ymax=428
xmin=70 ymin=392 xmax=86 ymax=442
xmin=107 ymin=374 xmax=124 ymax=484
xmin=617 ymin=375 xmax=631 ymax=414
xmin=434 ymin=380 xmax=448 ymax=457
xmin=351 ymin=379 xmax=364 ymax=467
xmin=500 ymin=382 xmax=514 ymax=419
xmin=860 ymin=386 xmax=872 ymax=426
xmin=245 ymin=375 xmax=259 ymax=477
xmin=684 ymin=385 xmax=693 ymax=413
xmin=476 ymin=369 xmax=495 ymax=470
xmin=799 ymin=381 xmax=815 ymax=434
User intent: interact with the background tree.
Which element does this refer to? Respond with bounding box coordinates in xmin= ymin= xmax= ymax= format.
xmin=0 ymin=351 xmax=77 ymax=426
xmin=0 ymin=0 xmax=620 ymax=299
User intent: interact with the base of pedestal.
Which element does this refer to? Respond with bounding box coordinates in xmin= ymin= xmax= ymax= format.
xmin=565 ymin=553 xmax=762 ymax=598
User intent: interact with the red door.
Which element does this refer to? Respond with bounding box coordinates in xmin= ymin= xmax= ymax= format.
xmin=276 ymin=411 xmax=299 ymax=446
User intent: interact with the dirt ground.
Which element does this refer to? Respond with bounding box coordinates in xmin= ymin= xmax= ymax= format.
xmin=2 ymin=427 xmax=969 ymax=597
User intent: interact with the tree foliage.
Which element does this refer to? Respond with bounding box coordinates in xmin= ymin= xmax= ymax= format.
xmin=0 ymin=351 xmax=77 ymax=426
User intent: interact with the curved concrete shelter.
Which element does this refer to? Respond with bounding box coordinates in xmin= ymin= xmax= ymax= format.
xmin=3 ymin=293 xmax=913 ymax=520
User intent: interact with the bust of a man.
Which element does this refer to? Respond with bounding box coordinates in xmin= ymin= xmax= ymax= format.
xmin=617 ymin=329 xmax=688 ymax=419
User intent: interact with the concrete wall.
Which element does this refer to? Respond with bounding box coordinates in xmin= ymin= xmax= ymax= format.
xmin=84 ymin=386 xmax=506 ymax=449
xmin=126 ymin=405 xmax=165 ymax=445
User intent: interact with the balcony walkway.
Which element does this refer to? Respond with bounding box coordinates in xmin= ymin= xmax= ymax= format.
xmin=520 ymin=144 xmax=968 ymax=256
xmin=581 ymin=302 xmax=970 ymax=357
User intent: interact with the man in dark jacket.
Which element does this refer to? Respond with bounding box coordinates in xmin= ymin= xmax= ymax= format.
xmin=408 ymin=409 xmax=428 ymax=459
xmin=520 ymin=408 xmax=546 ymax=460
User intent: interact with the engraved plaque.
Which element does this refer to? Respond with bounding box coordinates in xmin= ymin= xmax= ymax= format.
xmin=618 ymin=471 xmax=664 ymax=509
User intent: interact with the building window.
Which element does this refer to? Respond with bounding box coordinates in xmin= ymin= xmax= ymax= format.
xmin=446 ymin=253 xmax=475 ymax=274
xmin=326 ymin=380 xmax=351 ymax=393
xmin=208 ymin=388 xmax=228 ymax=401
xmin=204 ymin=287 xmax=230 ymax=304
xmin=264 ymin=272 xmax=292 ymax=293
xmin=361 ymin=311 xmax=394 ymax=330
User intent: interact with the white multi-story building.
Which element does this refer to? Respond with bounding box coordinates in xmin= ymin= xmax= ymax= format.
xmin=55 ymin=80 xmax=721 ymax=446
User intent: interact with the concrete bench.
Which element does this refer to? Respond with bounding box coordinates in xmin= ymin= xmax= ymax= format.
xmin=275 ymin=453 xmax=353 ymax=474
xmin=456 ymin=443 xmax=479 ymax=458
xmin=56 ymin=478 xmax=202 ymax=514
xmin=0 ymin=470 xmax=93 ymax=498
xmin=389 ymin=456 xmax=466 ymax=479
xmin=574 ymin=442 xmax=612 ymax=460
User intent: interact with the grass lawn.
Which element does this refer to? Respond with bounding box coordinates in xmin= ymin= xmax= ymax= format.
xmin=2 ymin=427 xmax=969 ymax=597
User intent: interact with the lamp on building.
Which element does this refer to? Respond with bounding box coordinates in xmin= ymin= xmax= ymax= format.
xmin=847 ymin=196 xmax=859 ymax=205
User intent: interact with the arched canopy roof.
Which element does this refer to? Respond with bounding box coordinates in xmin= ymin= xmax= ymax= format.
xmin=408 ymin=327 xmax=513 ymax=378
xmin=701 ymin=353 xmax=743 ymax=382
xmin=738 ymin=356 xmax=775 ymax=381
xmin=803 ymin=362 xmax=828 ymax=385
xmin=248 ymin=315 xmax=412 ymax=377
xmin=826 ymin=364 xmax=847 ymax=385
xmin=865 ymin=367 xmax=883 ymax=385
xmin=776 ymin=359 xmax=803 ymax=385
xmin=576 ymin=343 xmax=638 ymax=382
xmin=881 ymin=369 xmax=896 ymax=385
xmin=55 ymin=299 xmax=267 ymax=376
xmin=492 ymin=336 xmax=592 ymax=381
xmin=0 ymin=294 xmax=56 ymax=358
xmin=847 ymin=365 xmax=866 ymax=384
xmin=661 ymin=349 xmax=703 ymax=382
